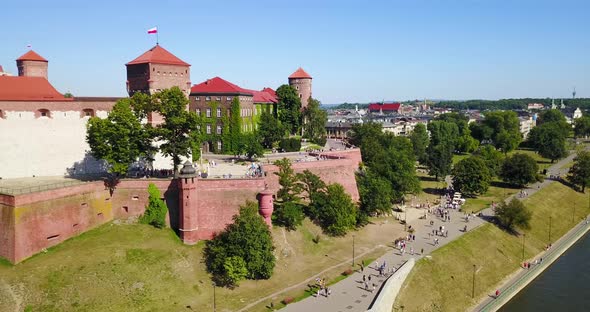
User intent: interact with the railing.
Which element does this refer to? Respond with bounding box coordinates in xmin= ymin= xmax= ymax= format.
xmin=478 ymin=220 xmax=590 ymax=312
xmin=0 ymin=180 xmax=89 ymax=196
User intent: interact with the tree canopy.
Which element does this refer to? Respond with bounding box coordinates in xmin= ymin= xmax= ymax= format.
xmin=204 ymin=201 xmax=275 ymax=287
xmin=356 ymin=166 xmax=393 ymax=217
xmin=302 ymin=97 xmax=328 ymax=145
xmin=500 ymin=153 xmax=539 ymax=187
xmin=258 ymin=111 xmax=283 ymax=148
xmin=426 ymin=120 xmax=458 ymax=180
xmin=471 ymin=111 xmax=521 ymax=153
xmin=409 ymin=123 xmax=429 ymax=164
xmin=574 ymin=116 xmax=590 ymax=138
xmin=527 ymin=122 xmax=568 ymax=162
xmin=494 ymin=198 xmax=532 ymax=232
xmin=473 ymin=145 xmax=504 ymax=177
xmin=568 ymin=150 xmax=590 ymax=192
xmin=312 ymin=183 xmax=358 ymax=236
xmin=276 ymin=84 xmax=302 ymax=135
xmin=451 ymin=156 xmax=491 ymax=196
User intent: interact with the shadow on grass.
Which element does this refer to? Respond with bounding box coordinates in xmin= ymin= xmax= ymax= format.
xmin=422 ymin=188 xmax=442 ymax=196
xmin=490 ymin=181 xmax=521 ymax=189
xmin=419 ymin=175 xmax=439 ymax=182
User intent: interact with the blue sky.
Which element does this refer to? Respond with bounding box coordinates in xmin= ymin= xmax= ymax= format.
xmin=1 ymin=0 xmax=588 ymax=103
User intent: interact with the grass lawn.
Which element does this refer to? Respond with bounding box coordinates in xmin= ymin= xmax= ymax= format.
xmin=452 ymin=154 xmax=470 ymax=165
xmin=395 ymin=182 xmax=590 ymax=312
xmin=0 ymin=216 xmax=405 ymax=312
xmin=461 ymin=180 xmax=520 ymax=213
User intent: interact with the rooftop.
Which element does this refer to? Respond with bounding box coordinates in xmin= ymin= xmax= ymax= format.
xmin=16 ymin=50 xmax=48 ymax=62
xmin=288 ymin=67 xmax=312 ymax=79
xmin=126 ymin=45 xmax=190 ymax=66
xmin=0 ymin=76 xmax=72 ymax=101
xmin=190 ymin=77 xmax=253 ymax=95
xmin=368 ymin=103 xmax=401 ymax=112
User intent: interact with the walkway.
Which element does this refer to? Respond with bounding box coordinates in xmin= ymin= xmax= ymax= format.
xmin=280 ymin=204 xmax=485 ymax=311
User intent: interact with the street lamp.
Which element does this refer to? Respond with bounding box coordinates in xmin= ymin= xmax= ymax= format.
xmin=572 ymin=199 xmax=576 ymax=224
xmin=352 ymin=234 xmax=356 ymax=267
xmin=212 ymin=282 xmax=216 ymax=312
xmin=521 ymin=233 xmax=526 ymax=262
xmin=472 ymin=264 xmax=476 ymax=298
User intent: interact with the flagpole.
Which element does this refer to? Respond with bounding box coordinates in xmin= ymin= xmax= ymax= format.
xmin=156 ymin=27 xmax=159 ymax=45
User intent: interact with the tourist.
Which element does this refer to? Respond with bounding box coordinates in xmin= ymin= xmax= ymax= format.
xmin=495 ymin=289 xmax=500 ymax=298
xmin=363 ymin=275 xmax=366 ymax=282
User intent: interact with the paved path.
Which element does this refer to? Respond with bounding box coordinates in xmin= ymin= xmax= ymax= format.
xmin=280 ymin=203 xmax=485 ymax=311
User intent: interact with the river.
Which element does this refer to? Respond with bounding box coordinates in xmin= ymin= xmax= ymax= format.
xmin=500 ymin=231 xmax=590 ymax=311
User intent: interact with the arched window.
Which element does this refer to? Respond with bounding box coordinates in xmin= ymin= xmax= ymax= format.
xmin=37 ymin=109 xmax=51 ymax=118
xmin=81 ymin=109 xmax=95 ymax=118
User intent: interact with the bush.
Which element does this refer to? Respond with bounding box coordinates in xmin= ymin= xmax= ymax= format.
xmin=139 ymin=183 xmax=168 ymax=228
xmin=494 ymin=198 xmax=532 ymax=232
xmin=279 ymin=138 xmax=302 ymax=152
xmin=312 ymin=136 xmax=327 ymax=147
xmin=342 ymin=268 xmax=354 ymax=276
xmin=282 ymin=297 xmax=295 ymax=305
xmin=273 ymin=201 xmax=305 ymax=230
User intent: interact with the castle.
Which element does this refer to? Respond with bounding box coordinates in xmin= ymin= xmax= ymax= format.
xmin=0 ymin=45 xmax=359 ymax=264
xmin=0 ymin=45 xmax=313 ymax=178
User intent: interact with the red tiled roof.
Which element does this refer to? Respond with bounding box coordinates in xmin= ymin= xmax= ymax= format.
xmin=190 ymin=77 xmax=252 ymax=95
xmin=0 ymin=76 xmax=72 ymax=101
xmin=16 ymin=50 xmax=48 ymax=62
xmin=126 ymin=45 xmax=190 ymax=66
xmin=368 ymin=103 xmax=401 ymax=112
xmin=252 ymin=89 xmax=277 ymax=103
xmin=262 ymin=87 xmax=276 ymax=97
xmin=289 ymin=67 xmax=312 ymax=79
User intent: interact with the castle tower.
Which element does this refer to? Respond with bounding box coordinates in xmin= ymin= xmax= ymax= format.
xmin=288 ymin=67 xmax=312 ymax=109
xmin=126 ymin=45 xmax=191 ymax=124
xmin=16 ymin=50 xmax=48 ymax=79
xmin=178 ymin=161 xmax=199 ymax=245
xmin=257 ymin=189 xmax=274 ymax=228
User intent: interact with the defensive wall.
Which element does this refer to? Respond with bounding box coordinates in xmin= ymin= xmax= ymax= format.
xmin=0 ymin=149 xmax=362 ymax=263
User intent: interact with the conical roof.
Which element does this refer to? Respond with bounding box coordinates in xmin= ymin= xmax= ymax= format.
xmin=126 ymin=45 xmax=189 ymax=66
xmin=288 ymin=67 xmax=312 ymax=79
xmin=17 ymin=50 xmax=48 ymax=62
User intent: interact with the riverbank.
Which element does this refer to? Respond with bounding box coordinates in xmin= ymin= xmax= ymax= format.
xmin=473 ymin=216 xmax=590 ymax=311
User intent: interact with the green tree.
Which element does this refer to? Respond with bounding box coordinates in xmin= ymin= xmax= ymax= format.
xmin=574 ymin=116 xmax=590 ymax=138
xmin=494 ymin=198 xmax=532 ymax=232
xmin=528 ymin=122 xmax=568 ymax=162
xmin=139 ymin=183 xmax=168 ymax=228
xmin=241 ymin=132 xmax=264 ymax=160
xmin=537 ymin=109 xmax=566 ymax=125
xmin=313 ymin=183 xmax=358 ymax=236
xmin=409 ymin=123 xmax=429 ymax=164
xmin=223 ymin=256 xmax=248 ymax=286
xmin=568 ymin=151 xmax=590 ymax=192
xmin=204 ymin=201 xmax=275 ymax=287
xmin=153 ymin=87 xmax=199 ymax=173
xmin=473 ymin=145 xmax=504 ymax=177
xmin=356 ymin=167 xmax=393 ymax=217
xmin=225 ymin=97 xmax=243 ymax=155
xmin=86 ymin=96 xmax=155 ymax=191
xmin=276 ymin=85 xmax=302 ymax=135
xmin=296 ymin=170 xmax=326 ymax=208
xmin=475 ymin=111 xmax=522 ymax=153
xmin=426 ymin=121 xmax=459 ymax=179
xmin=272 ymin=158 xmax=304 ymax=229
xmin=349 ymin=122 xmax=383 ymax=148
xmin=452 ymin=157 xmax=491 ymax=196
xmin=302 ymin=97 xmax=328 ymax=145
xmin=500 ymin=153 xmax=539 ymax=187
xmin=258 ymin=111 xmax=283 ymax=148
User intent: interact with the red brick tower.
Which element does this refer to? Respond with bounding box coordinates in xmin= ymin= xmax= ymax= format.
xmin=257 ymin=189 xmax=274 ymax=228
xmin=288 ymin=67 xmax=312 ymax=109
xmin=178 ymin=161 xmax=199 ymax=244
xmin=126 ymin=45 xmax=191 ymax=124
xmin=16 ymin=50 xmax=48 ymax=79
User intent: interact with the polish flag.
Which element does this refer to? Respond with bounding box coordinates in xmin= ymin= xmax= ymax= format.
xmin=147 ymin=27 xmax=158 ymax=34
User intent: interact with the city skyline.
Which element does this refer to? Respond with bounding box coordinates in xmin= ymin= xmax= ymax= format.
xmin=0 ymin=0 xmax=588 ymax=103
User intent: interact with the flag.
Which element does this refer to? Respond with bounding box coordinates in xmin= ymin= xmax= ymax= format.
xmin=147 ymin=27 xmax=157 ymax=34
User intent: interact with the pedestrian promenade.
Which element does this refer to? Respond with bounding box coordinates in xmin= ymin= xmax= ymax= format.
xmin=280 ymin=204 xmax=485 ymax=312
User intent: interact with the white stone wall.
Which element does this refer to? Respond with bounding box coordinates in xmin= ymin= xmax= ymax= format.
xmin=0 ymin=110 xmax=109 ymax=178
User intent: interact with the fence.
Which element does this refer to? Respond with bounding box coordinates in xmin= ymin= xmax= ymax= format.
xmin=478 ymin=219 xmax=590 ymax=312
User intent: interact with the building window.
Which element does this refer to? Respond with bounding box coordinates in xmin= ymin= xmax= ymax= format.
xmin=227 ymin=96 xmax=232 ymax=101
xmin=195 ymin=96 xmax=200 ymax=101
xmin=206 ymin=108 xmax=211 ymax=117
xmin=206 ymin=96 xmax=211 ymax=101
xmin=206 ymin=124 xmax=211 ymax=134
xmin=37 ymin=109 xmax=51 ymax=118
xmin=217 ymin=141 xmax=222 ymax=151
xmin=299 ymin=94 xmax=302 ymax=98
xmin=81 ymin=109 xmax=94 ymax=117
xmin=216 ymin=108 xmax=221 ymax=117
xmin=217 ymin=125 xmax=222 ymax=134
xmin=216 ymin=96 xmax=221 ymax=101
xmin=196 ymin=125 xmax=201 ymax=131
xmin=196 ymin=108 xmax=201 ymax=116
xmin=296 ymin=86 xmax=299 ymax=90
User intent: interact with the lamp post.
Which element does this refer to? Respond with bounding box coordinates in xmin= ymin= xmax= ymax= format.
xmin=548 ymin=215 xmax=552 ymax=244
xmin=572 ymin=200 xmax=576 ymax=224
xmin=472 ymin=264 xmax=476 ymax=298
xmin=352 ymin=234 xmax=356 ymax=267
xmin=212 ymin=282 xmax=216 ymax=312
xmin=521 ymin=233 xmax=526 ymax=262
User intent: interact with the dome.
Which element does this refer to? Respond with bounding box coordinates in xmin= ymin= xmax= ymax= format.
xmin=180 ymin=161 xmax=196 ymax=175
